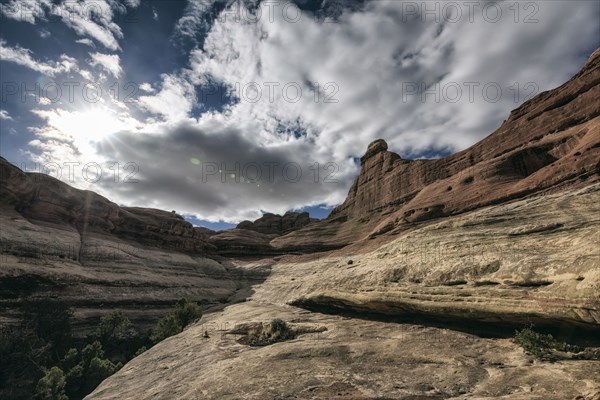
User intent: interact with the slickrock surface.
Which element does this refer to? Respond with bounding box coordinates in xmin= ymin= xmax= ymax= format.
xmin=273 ymin=49 xmax=600 ymax=252
xmin=87 ymin=185 xmax=600 ymax=400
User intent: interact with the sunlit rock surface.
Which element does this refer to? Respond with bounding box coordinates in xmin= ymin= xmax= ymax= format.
xmin=87 ymin=185 xmax=600 ymax=400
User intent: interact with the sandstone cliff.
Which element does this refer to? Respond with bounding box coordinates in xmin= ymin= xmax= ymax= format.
xmin=272 ymin=48 xmax=600 ymax=252
xmin=0 ymin=159 xmax=268 ymax=334
xmin=237 ymin=211 xmax=315 ymax=235
xmin=207 ymin=212 xmax=315 ymax=256
xmin=0 ymin=158 xmax=216 ymax=254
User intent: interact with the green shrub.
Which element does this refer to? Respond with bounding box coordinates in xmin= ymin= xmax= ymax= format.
xmin=150 ymin=299 xmax=202 ymax=344
xmin=64 ymin=341 xmax=121 ymax=398
xmin=88 ymin=311 xmax=140 ymax=359
xmin=245 ymin=319 xmax=296 ymax=346
xmin=514 ymin=327 xmax=583 ymax=361
xmin=174 ymin=298 xmax=203 ymax=327
xmin=133 ymin=346 xmax=147 ymax=357
xmin=35 ymin=367 xmax=68 ymax=400
xmin=89 ymin=311 xmax=136 ymax=344
xmin=150 ymin=314 xmax=182 ymax=344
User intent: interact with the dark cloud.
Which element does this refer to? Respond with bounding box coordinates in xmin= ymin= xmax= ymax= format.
xmin=95 ymin=120 xmax=356 ymax=221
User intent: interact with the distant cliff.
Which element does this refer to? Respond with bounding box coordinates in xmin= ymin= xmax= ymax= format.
xmin=273 ymin=48 xmax=600 ymax=252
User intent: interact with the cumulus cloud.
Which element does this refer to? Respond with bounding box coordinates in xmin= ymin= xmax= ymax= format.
xmin=182 ymin=0 xmax=600 ymax=159
xmin=124 ymin=0 xmax=141 ymax=7
xmin=0 ymin=39 xmax=79 ymax=76
xmin=89 ymin=52 xmax=123 ymax=78
xmin=26 ymin=105 xmax=141 ymax=168
xmin=0 ymin=0 xmax=139 ymax=51
xmin=173 ymin=0 xmax=220 ymax=45
xmin=139 ymin=83 xmax=155 ymax=93
xmin=0 ymin=0 xmax=49 ymax=24
xmin=138 ymin=74 xmax=196 ymax=120
xmin=15 ymin=0 xmax=600 ymax=223
xmin=107 ymin=0 xmax=600 ymax=222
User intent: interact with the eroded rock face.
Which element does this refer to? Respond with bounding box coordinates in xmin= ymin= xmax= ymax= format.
xmin=0 ymin=159 xmax=216 ymax=254
xmin=87 ymin=185 xmax=600 ymax=400
xmin=237 ymin=211 xmax=314 ymax=235
xmin=273 ymin=49 xmax=600 ymax=252
xmin=0 ymin=159 xmax=268 ymax=333
xmin=208 ymin=212 xmax=316 ymax=256
xmin=208 ymin=229 xmax=278 ymax=257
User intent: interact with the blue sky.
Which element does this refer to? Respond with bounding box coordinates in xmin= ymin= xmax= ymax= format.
xmin=1 ymin=0 xmax=599 ymax=230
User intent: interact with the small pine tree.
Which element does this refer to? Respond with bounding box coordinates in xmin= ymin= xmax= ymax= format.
xmin=88 ymin=311 xmax=139 ymax=359
xmin=174 ymin=298 xmax=203 ymax=327
xmin=64 ymin=341 xmax=121 ymax=398
xmin=35 ymin=367 xmax=68 ymax=400
xmin=150 ymin=314 xmax=182 ymax=344
xmin=149 ymin=299 xmax=203 ymax=344
xmin=133 ymin=346 xmax=147 ymax=357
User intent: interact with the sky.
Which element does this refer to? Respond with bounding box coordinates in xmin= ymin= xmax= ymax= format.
xmin=1 ymin=0 xmax=599 ymax=230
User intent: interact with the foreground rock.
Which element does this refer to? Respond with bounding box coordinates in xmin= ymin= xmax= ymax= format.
xmin=87 ymin=185 xmax=600 ymax=400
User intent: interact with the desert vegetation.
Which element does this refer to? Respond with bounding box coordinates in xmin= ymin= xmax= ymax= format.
xmin=0 ymin=299 xmax=202 ymax=400
xmin=238 ymin=319 xmax=297 ymax=346
xmin=514 ymin=327 xmax=600 ymax=362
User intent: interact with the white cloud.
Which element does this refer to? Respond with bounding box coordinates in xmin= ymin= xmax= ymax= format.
xmin=138 ymin=74 xmax=196 ymax=120
xmin=79 ymin=69 xmax=94 ymax=81
xmin=0 ymin=0 xmax=50 ymax=24
xmin=0 ymin=39 xmax=78 ymax=76
xmin=124 ymin=0 xmax=141 ymax=7
xmin=89 ymin=52 xmax=123 ymax=78
xmin=139 ymin=83 xmax=155 ymax=93
xmin=173 ymin=0 xmax=218 ymax=45
xmin=27 ymin=105 xmax=142 ymax=171
xmin=108 ymin=0 xmax=600 ymax=222
xmin=37 ymin=97 xmax=52 ymax=106
xmin=76 ymin=38 xmax=95 ymax=47
xmin=0 ymin=0 xmax=140 ymax=51
xmin=183 ymin=0 xmax=600 ymax=159
xmin=56 ymin=1 xmax=124 ymax=51
xmin=0 ymin=109 xmax=14 ymax=120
